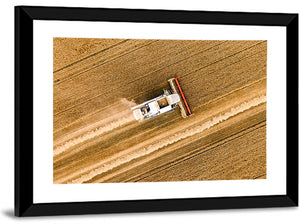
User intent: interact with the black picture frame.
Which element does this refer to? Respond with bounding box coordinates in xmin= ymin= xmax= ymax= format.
xmin=15 ymin=6 xmax=298 ymax=217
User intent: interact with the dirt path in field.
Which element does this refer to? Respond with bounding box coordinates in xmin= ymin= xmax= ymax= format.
xmin=53 ymin=38 xmax=267 ymax=184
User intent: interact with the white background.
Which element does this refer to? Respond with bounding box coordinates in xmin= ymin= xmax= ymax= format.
xmin=33 ymin=21 xmax=286 ymax=203
xmin=0 ymin=0 xmax=299 ymax=223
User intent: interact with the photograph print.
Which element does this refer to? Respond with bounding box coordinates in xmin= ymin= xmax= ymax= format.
xmin=53 ymin=38 xmax=267 ymax=184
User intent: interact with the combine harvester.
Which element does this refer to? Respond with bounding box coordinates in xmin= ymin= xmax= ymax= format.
xmin=130 ymin=77 xmax=192 ymax=122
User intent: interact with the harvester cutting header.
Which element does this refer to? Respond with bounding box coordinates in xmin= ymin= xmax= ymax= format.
xmin=130 ymin=78 xmax=192 ymax=122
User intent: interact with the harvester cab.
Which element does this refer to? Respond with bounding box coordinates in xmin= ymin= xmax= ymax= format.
xmin=130 ymin=77 xmax=192 ymax=122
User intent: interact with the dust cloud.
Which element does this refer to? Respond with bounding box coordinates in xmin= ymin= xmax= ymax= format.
xmin=53 ymin=98 xmax=136 ymax=156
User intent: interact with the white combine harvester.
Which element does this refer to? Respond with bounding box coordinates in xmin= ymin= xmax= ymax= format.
xmin=130 ymin=77 xmax=192 ymax=122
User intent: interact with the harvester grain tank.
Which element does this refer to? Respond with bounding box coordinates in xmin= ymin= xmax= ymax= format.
xmin=130 ymin=77 xmax=192 ymax=122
